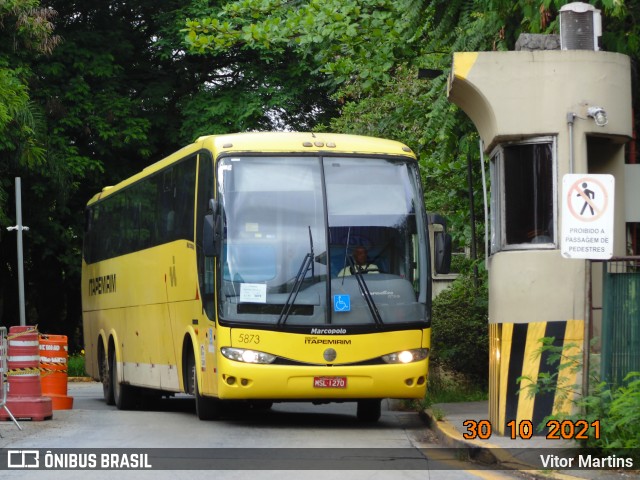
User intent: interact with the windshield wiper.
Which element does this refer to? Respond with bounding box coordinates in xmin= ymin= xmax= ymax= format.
xmin=277 ymin=227 xmax=314 ymax=326
xmin=346 ymin=255 xmax=384 ymax=327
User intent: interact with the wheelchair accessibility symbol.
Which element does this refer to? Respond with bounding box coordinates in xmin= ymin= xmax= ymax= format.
xmin=334 ymin=295 xmax=351 ymax=312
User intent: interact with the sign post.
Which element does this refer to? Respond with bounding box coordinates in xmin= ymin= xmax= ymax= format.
xmin=561 ymin=174 xmax=615 ymax=260
xmin=5 ymin=178 xmax=30 ymax=326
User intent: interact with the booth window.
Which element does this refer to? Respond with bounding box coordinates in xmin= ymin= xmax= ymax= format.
xmin=490 ymin=138 xmax=556 ymax=253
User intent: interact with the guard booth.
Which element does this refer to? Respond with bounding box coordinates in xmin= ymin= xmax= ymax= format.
xmin=447 ymin=6 xmax=633 ymax=434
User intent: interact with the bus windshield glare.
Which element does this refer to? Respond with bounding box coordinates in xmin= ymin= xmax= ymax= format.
xmin=217 ymin=155 xmax=429 ymax=329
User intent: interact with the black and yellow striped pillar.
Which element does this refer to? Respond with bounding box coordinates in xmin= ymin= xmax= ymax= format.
xmin=489 ymin=319 xmax=583 ymax=435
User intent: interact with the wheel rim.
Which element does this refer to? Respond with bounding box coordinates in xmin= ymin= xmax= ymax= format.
xmin=101 ymin=354 xmax=109 ymax=397
xmin=112 ymin=354 xmax=121 ymax=401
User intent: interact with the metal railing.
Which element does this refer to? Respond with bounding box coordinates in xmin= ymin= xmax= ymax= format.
xmin=601 ymin=257 xmax=640 ymax=386
xmin=589 ymin=257 xmax=640 ymax=388
xmin=1 ymin=326 xmax=22 ymax=430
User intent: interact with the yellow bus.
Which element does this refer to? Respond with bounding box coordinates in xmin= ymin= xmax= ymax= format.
xmin=82 ymin=132 xmax=451 ymax=422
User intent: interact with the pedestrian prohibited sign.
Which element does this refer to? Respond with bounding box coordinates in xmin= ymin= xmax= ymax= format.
xmin=561 ymin=174 xmax=614 ymax=260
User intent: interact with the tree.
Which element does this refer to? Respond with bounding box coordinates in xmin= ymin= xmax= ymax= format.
xmin=0 ymin=0 xmax=339 ymax=344
xmin=184 ymin=0 xmax=640 ymax=245
xmin=4 ymin=0 xmax=225 ymax=341
xmin=3 ymin=0 xmax=638 ymax=345
xmin=184 ymin=0 xmax=428 ymax=92
xmin=182 ymin=0 xmax=639 ymax=384
xmin=0 ymin=0 xmax=60 ymax=224
xmin=0 ymin=0 xmax=61 ymax=330
xmin=183 ymin=0 xmax=501 ymax=245
xmin=431 ymin=263 xmax=489 ymax=385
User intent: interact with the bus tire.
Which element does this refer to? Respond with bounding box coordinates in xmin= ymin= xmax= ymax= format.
xmin=187 ymin=352 xmax=221 ymax=420
xmin=112 ymin=353 xmax=136 ymax=410
xmin=100 ymin=345 xmax=114 ymax=406
xmin=357 ymin=399 xmax=381 ymax=423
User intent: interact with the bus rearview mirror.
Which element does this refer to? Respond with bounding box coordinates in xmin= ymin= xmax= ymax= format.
xmin=203 ymin=214 xmax=217 ymax=257
xmin=434 ymin=232 xmax=452 ymax=274
xmin=429 ymin=213 xmax=452 ymax=275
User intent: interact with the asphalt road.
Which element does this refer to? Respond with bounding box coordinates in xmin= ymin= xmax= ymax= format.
xmin=0 ymin=381 xmax=523 ymax=480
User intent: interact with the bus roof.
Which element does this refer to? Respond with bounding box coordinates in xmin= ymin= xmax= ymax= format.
xmin=198 ymin=132 xmax=414 ymax=156
xmin=86 ymin=132 xmax=415 ymax=205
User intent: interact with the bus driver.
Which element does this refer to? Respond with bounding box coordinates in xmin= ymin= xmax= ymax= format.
xmin=338 ymin=246 xmax=379 ymax=276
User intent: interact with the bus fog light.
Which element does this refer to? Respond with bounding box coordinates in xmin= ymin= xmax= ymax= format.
xmin=221 ymin=347 xmax=276 ymax=364
xmin=382 ymin=348 xmax=429 ymax=364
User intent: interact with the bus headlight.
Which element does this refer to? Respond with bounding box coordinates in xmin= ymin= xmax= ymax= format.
xmin=382 ymin=348 xmax=429 ymax=364
xmin=221 ymin=347 xmax=277 ymax=364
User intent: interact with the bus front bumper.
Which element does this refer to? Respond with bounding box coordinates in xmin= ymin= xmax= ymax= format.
xmin=213 ymin=360 xmax=429 ymax=400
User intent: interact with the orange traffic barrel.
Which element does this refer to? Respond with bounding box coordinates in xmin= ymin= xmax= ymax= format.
xmin=0 ymin=325 xmax=52 ymax=421
xmin=39 ymin=334 xmax=74 ymax=410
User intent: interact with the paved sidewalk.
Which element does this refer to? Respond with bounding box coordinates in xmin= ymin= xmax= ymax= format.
xmin=422 ymin=401 xmax=638 ymax=480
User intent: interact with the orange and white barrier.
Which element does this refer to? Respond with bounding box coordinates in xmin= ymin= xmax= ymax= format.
xmin=39 ymin=334 xmax=74 ymax=410
xmin=0 ymin=326 xmax=52 ymax=422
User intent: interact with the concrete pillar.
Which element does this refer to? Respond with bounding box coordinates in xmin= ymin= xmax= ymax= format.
xmin=447 ymin=50 xmax=632 ymax=435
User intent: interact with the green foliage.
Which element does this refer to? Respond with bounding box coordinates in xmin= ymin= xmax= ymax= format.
xmin=0 ymin=1 xmax=58 ymax=224
xmin=518 ymin=338 xmax=640 ymax=460
xmin=578 ymin=373 xmax=640 ymax=455
xmin=517 ymin=336 xmax=584 ymax=408
xmin=0 ymin=66 xmax=29 ymax=132
xmin=430 ymin=261 xmax=489 ymax=386
xmin=0 ymin=0 xmax=60 ymax=55
xmin=185 ymin=0 xmax=425 ymax=90
xmin=67 ymin=352 xmax=86 ymax=377
xmin=324 ymin=65 xmax=485 ymax=248
xmin=1 ymin=0 xmax=339 ymax=341
xmin=2 ymin=0 xmax=639 ymax=353
xmin=183 ymin=0 xmax=640 ymax=249
xmin=426 ymin=367 xmax=489 ymax=405
xmin=182 ymin=0 xmax=505 ymax=248
xmin=185 ymin=0 xmax=640 ymax=64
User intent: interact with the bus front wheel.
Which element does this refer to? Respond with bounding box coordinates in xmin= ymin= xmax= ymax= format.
xmin=100 ymin=346 xmax=114 ymax=406
xmin=357 ymin=399 xmax=381 ymax=423
xmin=188 ymin=354 xmax=222 ymax=420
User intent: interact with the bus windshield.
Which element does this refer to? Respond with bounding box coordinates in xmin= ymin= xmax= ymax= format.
xmin=217 ymin=155 xmax=429 ymax=329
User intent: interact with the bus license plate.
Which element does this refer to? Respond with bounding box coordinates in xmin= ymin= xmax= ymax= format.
xmin=313 ymin=376 xmax=347 ymax=388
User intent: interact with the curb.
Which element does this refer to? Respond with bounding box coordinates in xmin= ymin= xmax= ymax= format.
xmin=67 ymin=377 xmax=96 ymax=383
xmin=420 ymin=408 xmax=583 ymax=480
